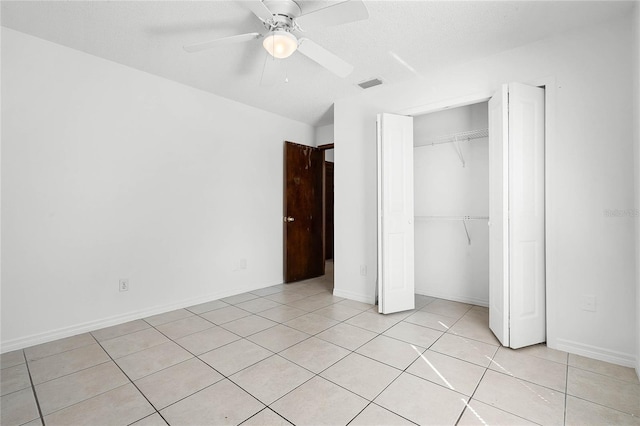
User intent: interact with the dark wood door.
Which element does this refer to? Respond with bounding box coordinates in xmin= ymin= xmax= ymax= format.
xmin=325 ymin=161 xmax=334 ymax=260
xmin=284 ymin=141 xmax=324 ymax=282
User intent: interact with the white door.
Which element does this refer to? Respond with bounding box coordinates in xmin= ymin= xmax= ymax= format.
xmin=489 ymin=83 xmax=546 ymax=349
xmin=488 ymin=85 xmax=510 ymax=346
xmin=377 ymin=113 xmax=415 ymax=314
xmin=508 ymin=82 xmax=545 ymax=349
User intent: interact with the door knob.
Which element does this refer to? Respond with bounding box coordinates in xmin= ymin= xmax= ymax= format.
xmin=284 ymin=216 xmax=295 ymax=222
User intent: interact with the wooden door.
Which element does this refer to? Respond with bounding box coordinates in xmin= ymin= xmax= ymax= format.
xmin=284 ymin=141 xmax=324 ymax=282
xmin=377 ymin=113 xmax=415 ymax=314
xmin=325 ymin=161 xmax=334 ymax=260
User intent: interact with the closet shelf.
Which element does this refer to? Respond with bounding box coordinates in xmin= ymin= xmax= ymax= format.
xmin=415 ymin=128 xmax=489 ymax=148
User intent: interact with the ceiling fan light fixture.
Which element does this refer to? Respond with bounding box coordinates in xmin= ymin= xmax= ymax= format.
xmin=263 ymin=30 xmax=298 ymax=59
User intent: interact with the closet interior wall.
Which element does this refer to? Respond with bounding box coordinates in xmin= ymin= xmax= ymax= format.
xmin=414 ymin=102 xmax=490 ymax=306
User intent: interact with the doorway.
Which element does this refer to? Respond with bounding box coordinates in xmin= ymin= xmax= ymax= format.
xmin=283 ymin=142 xmax=324 ymax=283
xmin=324 ymin=153 xmax=334 ymax=261
xmin=377 ymin=82 xmax=547 ymax=349
xmin=413 ymin=102 xmax=490 ymax=306
xmin=283 ymin=141 xmax=335 ymax=284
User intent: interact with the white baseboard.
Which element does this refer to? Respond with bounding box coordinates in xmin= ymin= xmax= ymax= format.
xmin=552 ymin=338 xmax=637 ymax=368
xmin=0 ymin=281 xmax=280 ymax=353
xmin=332 ymin=288 xmax=375 ymax=305
xmin=332 ymin=289 xmax=487 ymax=308
xmin=415 ymin=290 xmax=488 ymax=307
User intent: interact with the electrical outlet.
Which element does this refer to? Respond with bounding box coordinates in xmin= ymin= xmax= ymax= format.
xmin=119 ymin=278 xmax=129 ymax=292
xmin=240 ymin=258 xmax=247 ymax=270
xmin=360 ymin=265 xmax=367 ymax=276
xmin=581 ymin=294 xmax=596 ymax=312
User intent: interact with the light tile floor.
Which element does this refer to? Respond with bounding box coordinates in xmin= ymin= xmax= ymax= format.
xmin=2 ymin=268 xmax=639 ymax=425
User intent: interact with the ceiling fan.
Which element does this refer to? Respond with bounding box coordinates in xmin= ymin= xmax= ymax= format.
xmin=183 ymin=0 xmax=369 ymax=78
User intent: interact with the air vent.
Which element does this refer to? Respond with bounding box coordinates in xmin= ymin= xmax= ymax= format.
xmin=357 ymin=78 xmax=383 ymax=89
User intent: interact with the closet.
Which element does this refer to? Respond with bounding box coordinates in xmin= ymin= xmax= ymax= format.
xmin=377 ymin=81 xmax=546 ymax=349
xmin=413 ymin=103 xmax=490 ymax=306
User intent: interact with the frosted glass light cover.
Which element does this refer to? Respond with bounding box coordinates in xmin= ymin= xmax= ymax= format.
xmin=263 ymin=31 xmax=298 ymax=59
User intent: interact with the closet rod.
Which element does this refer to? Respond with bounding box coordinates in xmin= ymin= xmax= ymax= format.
xmin=415 ymin=128 xmax=488 ymax=148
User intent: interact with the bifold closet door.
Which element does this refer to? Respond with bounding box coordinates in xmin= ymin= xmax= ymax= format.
xmin=377 ymin=113 xmax=415 ymax=314
xmin=489 ymin=82 xmax=545 ymax=349
xmin=489 ymin=85 xmax=510 ymax=346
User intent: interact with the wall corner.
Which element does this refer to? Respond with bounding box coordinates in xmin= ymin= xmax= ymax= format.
xmin=632 ymin=1 xmax=640 ymax=380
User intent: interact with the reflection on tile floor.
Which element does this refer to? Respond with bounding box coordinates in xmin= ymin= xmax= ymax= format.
xmin=2 ymin=266 xmax=639 ymax=425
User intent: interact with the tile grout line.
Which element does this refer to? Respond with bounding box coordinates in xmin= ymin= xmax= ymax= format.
xmin=564 ymin=358 xmax=569 ymax=425
xmin=330 ymin=305 xmax=420 ymax=425
xmin=224 ymin=358 xmax=313 ymax=425
xmin=22 ymin=339 xmax=97 ymax=366
xmin=565 ymin=393 xmax=640 ymax=417
xmin=23 ymin=281 xmax=632 ymax=426
xmin=262 ymin=296 xmax=482 ymax=420
xmin=222 ymin=286 xmax=343 ymax=417
xmin=238 ymin=407 xmax=292 ymax=426
xmin=26 ymin=337 xmax=120 ymax=416
xmin=157 ymin=284 xmax=341 ymax=422
xmin=177 ymin=290 xmax=487 ymax=424
xmin=566 ymin=355 xmax=640 ymax=416
xmin=344 ymin=402 xmax=374 ymax=426
xmin=345 ymin=401 xmax=420 ymax=426
xmin=486 ymin=364 xmax=572 ymax=395
xmin=135 ymin=345 xmax=266 ymax=421
xmin=91 ymin=322 xmax=153 ymax=343
xmin=96 ymin=333 xmax=170 ymax=363
xmin=567 ymin=363 xmax=640 ymax=383
xmin=122 ymin=316 xmax=281 ymax=420
xmin=223 ymin=289 xmax=388 ymax=424
xmin=455 ymin=347 xmax=547 ymax=426
xmin=143 ymin=292 xmax=327 ymax=423
xmin=7 ymin=283 xmax=349 ymax=423
xmin=436 ymin=326 xmax=552 ymax=426
xmin=395 ymin=323 xmax=479 ymax=404
xmin=93 ymin=338 xmax=170 ymax=425
xmin=479 ymin=351 xmax=570 ymax=424
xmin=454 ymin=350 xmax=493 ymax=426
xmin=22 ymin=349 xmax=46 ymax=426
xmin=255 ymin=330 xmax=395 ymax=424
xmin=29 ymin=358 xmax=114 ymax=389
xmin=335 ymin=317 xmax=451 ymax=424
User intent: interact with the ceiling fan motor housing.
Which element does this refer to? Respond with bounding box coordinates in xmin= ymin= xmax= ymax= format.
xmin=262 ymin=0 xmax=303 ymax=33
xmin=264 ymin=14 xmax=295 ymax=32
xmin=263 ymin=0 xmax=302 ymax=19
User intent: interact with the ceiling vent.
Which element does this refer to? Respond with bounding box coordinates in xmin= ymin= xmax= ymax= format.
xmin=358 ymin=78 xmax=383 ymax=89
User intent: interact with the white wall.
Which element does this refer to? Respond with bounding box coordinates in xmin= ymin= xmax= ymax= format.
xmin=1 ymin=28 xmax=315 ymax=351
xmin=324 ymin=149 xmax=334 ymax=163
xmin=315 ymin=124 xmax=334 ymax=162
xmin=315 ymin=124 xmax=334 ymax=146
xmin=334 ymin=15 xmax=637 ymax=367
xmin=414 ymin=104 xmax=489 ymax=305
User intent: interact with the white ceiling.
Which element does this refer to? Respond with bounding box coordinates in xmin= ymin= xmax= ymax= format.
xmin=1 ymin=1 xmax=634 ymax=126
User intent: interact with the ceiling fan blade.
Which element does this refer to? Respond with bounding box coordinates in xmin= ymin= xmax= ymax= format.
xmin=296 ymin=0 xmax=368 ymax=31
xmin=184 ymin=32 xmax=261 ymax=53
xmin=243 ymin=0 xmax=274 ymax=22
xmin=297 ymin=38 xmax=353 ymax=78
